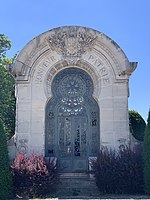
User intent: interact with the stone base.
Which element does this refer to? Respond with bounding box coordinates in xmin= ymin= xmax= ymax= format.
xmin=56 ymin=173 xmax=100 ymax=197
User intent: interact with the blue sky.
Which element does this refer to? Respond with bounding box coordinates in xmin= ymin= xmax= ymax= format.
xmin=1 ymin=0 xmax=150 ymax=121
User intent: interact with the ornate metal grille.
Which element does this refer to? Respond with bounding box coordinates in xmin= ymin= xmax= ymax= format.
xmin=45 ymin=67 xmax=100 ymax=171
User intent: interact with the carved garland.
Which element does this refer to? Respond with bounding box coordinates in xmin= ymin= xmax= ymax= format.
xmin=46 ymin=27 xmax=97 ymax=64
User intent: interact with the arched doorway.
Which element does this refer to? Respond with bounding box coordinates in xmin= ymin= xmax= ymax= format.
xmin=45 ymin=67 xmax=100 ymax=172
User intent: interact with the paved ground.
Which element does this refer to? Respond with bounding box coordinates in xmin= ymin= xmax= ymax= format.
xmin=23 ymin=198 xmax=150 ymax=200
xmin=11 ymin=195 xmax=150 ymax=200
xmin=13 ymin=198 xmax=150 ymax=200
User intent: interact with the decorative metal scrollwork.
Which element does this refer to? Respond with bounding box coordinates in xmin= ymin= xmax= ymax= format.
xmin=45 ymin=67 xmax=100 ymax=167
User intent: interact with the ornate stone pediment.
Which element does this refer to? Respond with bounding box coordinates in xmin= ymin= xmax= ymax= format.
xmin=47 ymin=27 xmax=97 ymax=64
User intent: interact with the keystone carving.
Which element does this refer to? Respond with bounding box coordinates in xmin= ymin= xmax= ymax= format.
xmin=47 ymin=27 xmax=97 ymax=64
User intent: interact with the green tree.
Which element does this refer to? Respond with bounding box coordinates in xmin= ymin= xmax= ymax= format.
xmin=0 ymin=119 xmax=14 ymax=199
xmin=129 ymin=110 xmax=146 ymax=141
xmin=0 ymin=34 xmax=16 ymax=139
xmin=144 ymin=109 xmax=150 ymax=195
xmin=0 ymin=34 xmax=11 ymax=60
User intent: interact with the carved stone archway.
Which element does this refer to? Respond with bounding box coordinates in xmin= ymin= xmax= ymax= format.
xmin=9 ymin=26 xmax=137 ymax=161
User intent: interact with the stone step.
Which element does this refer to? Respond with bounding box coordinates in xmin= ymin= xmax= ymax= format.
xmin=59 ymin=172 xmax=89 ymax=179
xmin=56 ymin=173 xmax=100 ymax=197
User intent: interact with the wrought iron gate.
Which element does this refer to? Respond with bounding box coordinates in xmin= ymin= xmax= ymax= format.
xmin=45 ymin=68 xmax=99 ymax=172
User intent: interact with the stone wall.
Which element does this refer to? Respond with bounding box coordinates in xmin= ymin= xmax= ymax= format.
xmin=8 ymin=26 xmax=137 ymax=158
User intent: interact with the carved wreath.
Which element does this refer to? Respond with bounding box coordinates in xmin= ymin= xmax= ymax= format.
xmin=47 ymin=27 xmax=97 ymax=58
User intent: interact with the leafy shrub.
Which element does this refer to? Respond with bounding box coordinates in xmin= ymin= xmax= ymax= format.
xmin=117 ymin=145 xmax=144 ymax=194
xmin=0 ymin=119 xmax=14 ymax=199
xmin=91 ymin=145 xmax=144 ymax=194
xmin=144 ymin=110 xmax=150 ymax=195
xmin=129 ymin=110 xmax=146 ymax=141
xmin=11 ymin=152 xmax=59 ymax=198
xmin=91 ymin=147 xmax=118 ymax=194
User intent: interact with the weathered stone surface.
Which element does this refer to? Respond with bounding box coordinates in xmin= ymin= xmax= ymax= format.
xmin=9 ymin=26 xmax=136 ymax=161
xmin=56 ymin=173 xmax=100 ymax=197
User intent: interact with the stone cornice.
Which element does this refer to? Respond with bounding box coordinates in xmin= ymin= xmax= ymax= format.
xmin=8 ymin=26 xmax=137 ymax=82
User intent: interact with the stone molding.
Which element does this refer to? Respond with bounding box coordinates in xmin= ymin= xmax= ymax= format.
xmin=9 ymin=26 xmax=137 ymax=83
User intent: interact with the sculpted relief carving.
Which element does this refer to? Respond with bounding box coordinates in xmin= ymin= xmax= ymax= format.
xmin=8 ymin=26 xmax=137 ymax=85
xmin=46 ymin=27 xmax=97 ymax=64
xmin=17 ymin=139 xmax=28 ymax=154
xmin=23 ymin=28 xmax=114 ymax=96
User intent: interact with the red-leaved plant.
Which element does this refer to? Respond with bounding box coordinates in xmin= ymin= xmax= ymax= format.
xmin=11 ymin=152 xmax=59 ymax=198
xmin=90 ymin=145 xmax=144 ymax=194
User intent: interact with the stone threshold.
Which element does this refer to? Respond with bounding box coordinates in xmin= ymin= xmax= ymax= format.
xmin=11 ymin=194 xmax=150 ymax=200
xmin=12 ymin=198 xmax=150 ymax=200
xmin=11 ymin=197 xmax=150 ymax=200
xmin=59 ymin=172 xmax=89 ymax=178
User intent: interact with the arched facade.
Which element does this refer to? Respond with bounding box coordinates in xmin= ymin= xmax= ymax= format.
xmin=10 ymin=26 xmax=137 ymax=170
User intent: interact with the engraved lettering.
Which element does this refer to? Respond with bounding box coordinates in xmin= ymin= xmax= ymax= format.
xmin=42 ymin=61 xmax=49 ymax=68
xmin=94 ymin=59 xmax=103 ymax=68
xmin=88 ymin=54 xmax=103 ymax=68
xmin=36 ymin=71 xmax=43 ymax=82
xmin=88 ymin=55 xmax=94 ymax=60
xmin=35 ymin=65 xmax=47 ymax=83
xmin=35 ymin=55 xmax=57 ymax=83
xmin=49 ymin=56 xmax=55 ymax=62
xmin=99 ymin=67 xmax=108 ymax=77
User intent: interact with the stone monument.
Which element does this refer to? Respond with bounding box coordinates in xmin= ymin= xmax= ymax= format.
xmin=9 ymin=26 xmax=137 ymax=173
